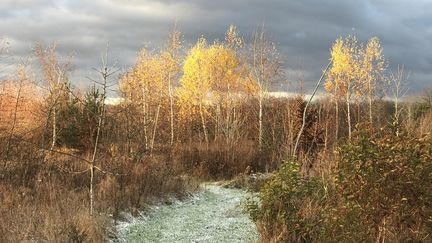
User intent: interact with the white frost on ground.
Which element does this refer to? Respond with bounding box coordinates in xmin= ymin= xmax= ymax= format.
xmin=113 ymin=183 xmax=259 ymax=243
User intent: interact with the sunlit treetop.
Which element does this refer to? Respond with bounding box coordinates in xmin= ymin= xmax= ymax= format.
xmin=325 ymin=35 xmax=386 ymax=99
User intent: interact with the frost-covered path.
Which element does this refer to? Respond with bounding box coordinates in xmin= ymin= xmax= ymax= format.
xmin=115 ymin=183 xmax=259 ymax=243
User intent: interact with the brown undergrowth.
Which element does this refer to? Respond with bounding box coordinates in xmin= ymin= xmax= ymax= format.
xmin=0 ymin=143 xmax=198 ymax=242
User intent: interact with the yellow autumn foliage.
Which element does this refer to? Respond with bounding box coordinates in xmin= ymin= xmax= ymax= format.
xmin=178 ymin=38 xmax=252 ymax=105
xmin=325 ymin=36 xmax=361 ymax=97
xmin=325 ymin=35 xmax=385 ymax=100
xmin=360 ymin=37 xmax=386 ymax=96
xmin=119 ymin=48 xmax=165 ymax=105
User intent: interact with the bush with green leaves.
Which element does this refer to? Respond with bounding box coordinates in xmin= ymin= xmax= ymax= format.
xmin=335 ymin=127 xmax=432 ymax=241
xmin=250 ymin=126 xmax=432 ymax=242
xmin=247 ymin=159 xmax=326 ymax=242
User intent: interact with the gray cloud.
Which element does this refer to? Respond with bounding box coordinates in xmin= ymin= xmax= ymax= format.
xmin=0 ymin=0 xmax=431 ymax=93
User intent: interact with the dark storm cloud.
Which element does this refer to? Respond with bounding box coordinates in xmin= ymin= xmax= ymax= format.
xmin=0 ymin=0 xmax=431 ymax=93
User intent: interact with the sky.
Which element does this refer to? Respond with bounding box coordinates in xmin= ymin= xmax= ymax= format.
xmin=0 ymin=0 xmax=431 ymax=95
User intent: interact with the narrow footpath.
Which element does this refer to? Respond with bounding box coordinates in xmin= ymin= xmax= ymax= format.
xmin=114 ymin=183 xmax=259 ymax=243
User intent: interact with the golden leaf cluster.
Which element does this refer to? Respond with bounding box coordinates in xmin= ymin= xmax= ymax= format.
xmin=325 ymin=35 xmax=386 ymax=99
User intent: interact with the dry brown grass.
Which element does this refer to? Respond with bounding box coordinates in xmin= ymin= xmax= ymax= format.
xmin=0 ymin=141 xmax=197 ymax=242
xmin=0 ymin=178 xmax=109 ymax=242
xmin=173 ymin=140 xmax=263 ymax=179
xmin=418 ymin=110 xmax=432 ymax=136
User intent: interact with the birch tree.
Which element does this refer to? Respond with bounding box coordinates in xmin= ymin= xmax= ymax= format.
xmin=161 ymin=23 xmax=182 ymax=149
xmin=325 ymin=36 xmax=360 ymax=141
xmin=206 ymin=33 xmax=250 ymax=148
xmin=178 ymin=38 xmax=211 ymax=144
xmin=249 ymin=24 xmax=281 ymax=150
xmin=360 ymin=37 xmax=386 ymax=124
xmin=119 ymin=48 xmax=164 ymax=155
xmin=216 ymin=25 xmax=247 ymax=146
xmin=35 ymin=43 xmax=71 ymax=150
xmin=178 ymin=33 xmax=247 ymax=145
xmin=388 ymin=65 xmax=409 ymax=136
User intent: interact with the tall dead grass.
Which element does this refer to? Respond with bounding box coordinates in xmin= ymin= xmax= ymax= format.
xmin=0 ymin=141 xmax=197 ymax=242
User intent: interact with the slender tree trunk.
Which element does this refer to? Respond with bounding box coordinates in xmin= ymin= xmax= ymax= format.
xmin=141 ymin=87 xmax=148 ymax=151
xmin=394 ymin=94 xmax=400 ymax=137
xmin=335 ymin=100 xmax=339 ymax=140
xmin=89 ymin=46 xmax=112 ymax=216
xmin=126 ymin=109 xmax=131 ymax=154
xmin=51 ymin=75 xmax=62 ymax=151
xmin=324 ymin=102 xmax=330 ymax=151
xmin=168 ymin=73 xmax=175 ymax=148
xmin=346 ymin=92 xmax=352 ymax=141
xmin=89 ymin=160 xmax=94 ymax=215
xmin=90 ymin=87 xmax=105 ymax=216
xmin=334 ymin=82 xmax=339 ymax=142
xmin=199 ymin=102 xmax=209 ymax=144
xmin=40 ymin=95 xmax=60 ymax=165
xmin=293 ymin=60 xmax=331 ymax=156
xmin=368 ymin=77 xmax=373 ymax=124
xmin=215 ymin=104 xmax=220 ymax=142
xmin=286 ymin=102 xmax=292 ymax=155
xmin=150 ymin=101 xmax=161 ymax=156
xmin=51 ymin=106 xmax=57 ymax=150
xmin=258 ymin=91 xmax=263 ymax=151
xmin=368 ymin=92 xmax=373 ymax=124
xmin=90 ymin=84 xmax=106 ymax=216
xmin=225 ymin=90 xmax=232 ymax=147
